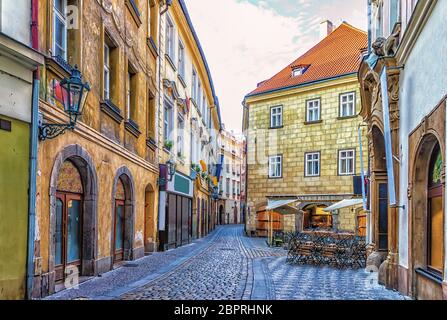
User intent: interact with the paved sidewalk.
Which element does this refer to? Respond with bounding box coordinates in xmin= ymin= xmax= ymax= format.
xmin=46 ymin=227 xmax=224 ymax=300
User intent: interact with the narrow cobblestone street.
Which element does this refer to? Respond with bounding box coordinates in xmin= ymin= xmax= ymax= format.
xmin=46 ymin=225 xmax=408 ymax=300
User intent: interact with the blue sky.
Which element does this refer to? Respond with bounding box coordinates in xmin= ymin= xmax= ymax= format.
xmin=184 ymin=0 xmax=367 ymax=132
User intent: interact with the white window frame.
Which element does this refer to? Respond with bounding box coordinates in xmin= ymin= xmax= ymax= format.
xmin=270 ymin=106 xmax=283 ymax=128
xmin=163 ymin=101 xmax=173 ymax=141
xmin=192 ymin=68 xmax=198 ymax=101
xmin=126 ymin=72 xmax=131 ymax=119
xmin=268 ymin=155 xmax=282 ymax=178
xmin=340 ymin=92 xmax=356 ymax=118
xmin=306 ymin=99 xmax=321 ymax=122
xmin=165 ymin=14 xmax=175 ymax=61
xmin=305 ymin=152 xmax=320 ymax=177
xmin=53 ymin=0 xmax=68 ymax=60
xmin=339 ymin=149 xmax=355 ymax=175
xmin=104 ymin=43 xmax=110 ymax=100
xmin=178 ymin=39 xmax=185 ymax=79
xmin=177 ymin=114 xmax=185 ymax=157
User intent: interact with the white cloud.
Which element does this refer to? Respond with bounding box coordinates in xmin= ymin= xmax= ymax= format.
xmin=183 ymin=0 xmax=366 ymax=133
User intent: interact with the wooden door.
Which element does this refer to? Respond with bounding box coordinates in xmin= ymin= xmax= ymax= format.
xmin=55 ymin=192 xmax=83 ymax=283
xmin=113 ymin=200 xmax=125 ymax=262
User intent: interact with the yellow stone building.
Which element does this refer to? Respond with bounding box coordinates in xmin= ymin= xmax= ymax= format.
xmin=243 ymin=22 xmax=368 ymax=237
xmin=157 ymin=0 xmax=222 ymax=249
xmin=32 ymin=0 xmax=161 ymax=298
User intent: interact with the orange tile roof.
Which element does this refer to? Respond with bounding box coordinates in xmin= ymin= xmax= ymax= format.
xmin=247 ymin=22 xmax=367 ymax=97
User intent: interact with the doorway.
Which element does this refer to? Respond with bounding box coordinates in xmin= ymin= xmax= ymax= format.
xmin=55 ymin=192 xmax=83 ymax=283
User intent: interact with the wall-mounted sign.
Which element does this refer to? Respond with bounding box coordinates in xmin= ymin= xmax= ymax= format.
xmin=380 ymin=66 xmax=397 ymax=206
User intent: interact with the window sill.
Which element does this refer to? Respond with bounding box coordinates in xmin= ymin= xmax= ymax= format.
xmin=146 ymin=137 xmax=158 ymax=151
xmin=165 ymin=54 xmax=177 ymax=71
xmin=269 ymin=126 xmax=283 ymax=130
xmin=178 ymin=74 xmax=187 ymax=88
xmin=337 ymin=115 xmax=358 ymax=120
xmin=304 ymin=120 xmax=323 ymax=125
xmin=268 ymin=176 xmax=283 ymax=180
xmin=125 ymin=119 xmax=141 ymax=138
xmin=146 ymin=37 xmax=158 ymax=58
xmin=304 ymin=175 xmax=320 ymax=178
xmin=415 ymin=267 xmax=443 ymax=285
xmin=100 ymin=100 xmax=123 ymax=124
xmin=338 ymin=172 xmax=356 ymax=176
xmin=45 ymin=55 xmax=72 ymax=79
xmin=163 ymin=147 xmax=173 ymax=155
xmin=125 ymin=0 xmax=142 ymax=27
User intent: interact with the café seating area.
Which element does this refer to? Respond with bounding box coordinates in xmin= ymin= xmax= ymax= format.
xmin=285 ymin=230 xmax=367 ymax=269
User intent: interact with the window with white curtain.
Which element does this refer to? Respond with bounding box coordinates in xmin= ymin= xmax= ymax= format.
xmin=306 ymin=99 xmax=321 ymax=122
xmin=268 ymin=155 xmax=282 ymax=178
xmin=305 ymin=152 xmax=320 ymax=177
xmin=339 ymin=149 xmax=355 ymax=175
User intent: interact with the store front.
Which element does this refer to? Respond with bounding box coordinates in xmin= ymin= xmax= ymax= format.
xmin=158 ymin=169 xmax=193 ymax=251
xmin=408 ymin=100 xmax=446 ymax=300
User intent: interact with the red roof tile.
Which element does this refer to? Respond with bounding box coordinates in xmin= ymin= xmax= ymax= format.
xmin=248 ymin=22 xmax=367 ymax=97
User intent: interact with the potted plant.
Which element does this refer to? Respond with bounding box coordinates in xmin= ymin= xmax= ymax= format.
xmin=164 ymin=140 xmax=173 ymax=151
xmin=177 ymin=151 xmax=185 ymax=162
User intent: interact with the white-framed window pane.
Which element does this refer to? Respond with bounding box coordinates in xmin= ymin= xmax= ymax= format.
xmin=269 ymin=156 xmax=282 ymax=178
xmin=104 ymin=44 xmax=110 ymax=100
xmin=306 ymin=153 xmax=320 ymax=176
xmin=307 ymin=100 xmax=320 ymax=122
xmin=54 ymin=14 xmax=67 ymax=59
xmin=340 ymin=93 xmax=355 ymax=117
xmin=178 ymin=41 xmax=185 ymax=78
xmin=339 ymin=150 xmax=355 ymax=175
xmin=270 ymin=106 xmax=282 ymax=127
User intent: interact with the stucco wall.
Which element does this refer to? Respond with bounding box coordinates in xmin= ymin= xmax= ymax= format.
xmin=397 ymin=0 xmax=447 ymax=273
xmin=0 ymin=116 xmax=29 ymax=299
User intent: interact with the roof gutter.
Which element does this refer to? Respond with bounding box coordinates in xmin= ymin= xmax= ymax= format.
xmin=245 ymin=72 xmax=357 ymax=101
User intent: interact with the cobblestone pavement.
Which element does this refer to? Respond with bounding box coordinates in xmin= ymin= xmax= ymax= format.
xmin=46 ymin=225 xmax=409 ymax=300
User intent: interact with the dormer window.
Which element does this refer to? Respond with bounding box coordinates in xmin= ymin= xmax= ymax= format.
xmin=291 ymin=64 xmax=309 ymax=77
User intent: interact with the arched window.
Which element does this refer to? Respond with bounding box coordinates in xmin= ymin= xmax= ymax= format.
xmin=427 ymin=143 xmax=444 ymax=273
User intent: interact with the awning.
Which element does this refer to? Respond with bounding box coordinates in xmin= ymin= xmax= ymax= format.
xmin=266 ymin=199 xmax=300 ymax=215
xmin=323 ymin=199 xmax=363 ymax=212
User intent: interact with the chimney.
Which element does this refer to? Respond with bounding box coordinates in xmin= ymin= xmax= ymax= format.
xmin=320 ymin=20 xmax=334 ymax=40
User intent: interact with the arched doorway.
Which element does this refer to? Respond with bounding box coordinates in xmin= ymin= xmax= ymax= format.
xmin=49 ymin=145 xmax=98 ymax=288
xmin=302 ymin=204 xmax=331 ymax=230
xmin=411 ymin=135 xmax=445 ymax=298
xmin=144 ymin=184 xmax=156 ymax=253
xmin=111 ymin=167 xmax=135 ymax=264
xmin=371 ymin=125 xmax=388 ymax=252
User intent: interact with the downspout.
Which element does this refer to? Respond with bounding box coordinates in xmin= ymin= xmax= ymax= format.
xmin=157 ymin=0 xmax=173 ymax=250
xmin=367 ymin=0 xmax=372 ymax=54
xmin=26 ymin=0 xmax=40 ymax=300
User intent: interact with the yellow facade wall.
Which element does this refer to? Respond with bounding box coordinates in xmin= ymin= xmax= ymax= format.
xmin=245 ymin=77 xmax=368 ymax=233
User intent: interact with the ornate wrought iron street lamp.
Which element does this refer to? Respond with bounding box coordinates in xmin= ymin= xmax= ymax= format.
xmin=39 ymin=65 xmax=91 ymax=140
xmin=166 ymin=158 xmax=177 ymax=181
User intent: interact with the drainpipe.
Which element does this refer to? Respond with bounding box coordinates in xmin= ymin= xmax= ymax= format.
xmin=367 ymin=0 xmax=372 ymax=54
xmin=156 ymin=0 xmax=173 ymax=250
xmin=26 ymin=0 xmax=40 ymax=300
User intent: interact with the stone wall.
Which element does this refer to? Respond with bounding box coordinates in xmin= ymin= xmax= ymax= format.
xmin=245 ymin=77 xmax=368 ymax=233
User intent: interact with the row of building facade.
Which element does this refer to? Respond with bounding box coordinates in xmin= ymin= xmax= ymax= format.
xmin=0 ymin=0 xmax=244 ymax=300
xmin=243 ymin=0 xmax=447 ymax=300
